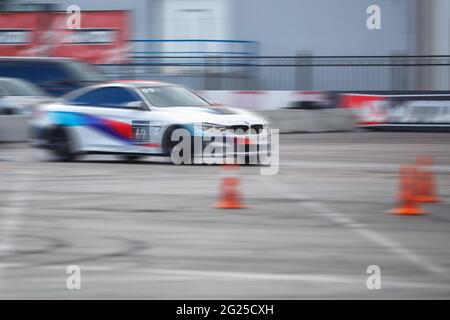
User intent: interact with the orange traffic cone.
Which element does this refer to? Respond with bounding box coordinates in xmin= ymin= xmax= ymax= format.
xmin=415 ymin=155 xmax=441 ymax=203
xmin=387 ymin=165 xmax=428 ymax=215
xmin=214 ymin=164 xmax=247 ymax=209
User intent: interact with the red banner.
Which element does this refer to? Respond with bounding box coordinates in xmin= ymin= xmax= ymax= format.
xmin=0 ymin=10 xmax=129 ymax=64
xmin=339 ymin=94 xmax=388 ymax=126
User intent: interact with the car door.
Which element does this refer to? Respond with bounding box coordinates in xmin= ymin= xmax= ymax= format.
xmin=65 ymin=86 xmax=152 ymax=153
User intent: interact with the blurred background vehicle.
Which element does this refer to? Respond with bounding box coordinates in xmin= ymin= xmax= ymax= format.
xmin=0 ymin=77 xmax=52 ymax=115
xmin=0 ymin=57 xmax=106 ymax=96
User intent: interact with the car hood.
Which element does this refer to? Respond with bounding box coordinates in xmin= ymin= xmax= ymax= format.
xmin=153 ymin=105 xmax=268 ymax=126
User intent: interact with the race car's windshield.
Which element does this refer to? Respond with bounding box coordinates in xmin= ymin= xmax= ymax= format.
xmin=139 ymin=86 xmax=210 ymax=108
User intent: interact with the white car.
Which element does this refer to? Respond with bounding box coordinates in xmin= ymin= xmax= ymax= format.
xmin=0 ymin=77 xmax=52 ymax=115
xmin=30 ymin=81 xmax=270 ymax=163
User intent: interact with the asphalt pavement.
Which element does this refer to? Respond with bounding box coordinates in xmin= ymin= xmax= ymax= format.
xmin=0 ymin=131 xmax=449 ymax=299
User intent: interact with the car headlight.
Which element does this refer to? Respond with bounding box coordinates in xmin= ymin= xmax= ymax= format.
xmin=195 ymin=123 xmax=226 ymax=134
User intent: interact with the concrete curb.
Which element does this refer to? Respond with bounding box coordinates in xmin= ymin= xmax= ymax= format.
xmin=0 ymin=109 xmax=356 ymax=143
xmin=257 ymin=109 xmax=356 ymax=133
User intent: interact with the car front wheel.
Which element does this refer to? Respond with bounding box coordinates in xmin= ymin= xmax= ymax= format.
xmin=48 ymin=127 xmax=76 ymax=162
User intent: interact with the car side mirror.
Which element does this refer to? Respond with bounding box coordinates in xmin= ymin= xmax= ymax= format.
xmin=124 ymin=101 xmax=145 ymax=110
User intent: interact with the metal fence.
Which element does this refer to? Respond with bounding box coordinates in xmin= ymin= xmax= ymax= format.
xmin=97 ymin=55 xmax=450 ymax=91
xmin=129 ymin=39 xmax=259 ymax=57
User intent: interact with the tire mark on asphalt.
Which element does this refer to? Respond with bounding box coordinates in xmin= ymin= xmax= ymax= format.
xmin=29 ymin=237 xmax=150 ymax=269
xmin=0 ymin=170 xmax=36 ymax=279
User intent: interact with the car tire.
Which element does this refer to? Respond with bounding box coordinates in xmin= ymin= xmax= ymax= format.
xmin=48 ymin=127 xmax=76 ymax=162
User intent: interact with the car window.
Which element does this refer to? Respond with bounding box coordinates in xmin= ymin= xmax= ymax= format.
xmin=68 ymin=87 xmax=142 ymax=107
xmin=0 ymin=79 xmax=47 ymax=96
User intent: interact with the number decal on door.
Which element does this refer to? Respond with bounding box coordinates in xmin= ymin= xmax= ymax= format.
xmin=132 ymin=120 xmax=150 ymax=143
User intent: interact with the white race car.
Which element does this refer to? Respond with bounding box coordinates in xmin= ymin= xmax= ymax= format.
xmin=30 ymin=81 xmax=271 ymax=164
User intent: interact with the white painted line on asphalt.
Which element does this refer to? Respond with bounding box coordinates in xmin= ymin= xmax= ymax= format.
xmin=281 ymin=160 xmax=450 ymax=173
xmin=259 ymin=177 xmax=448 ymax=276
xmin=0 ymin=170 xmax=35 ymax=280
xmin=39 ymin=265 xmax=448 ymax=290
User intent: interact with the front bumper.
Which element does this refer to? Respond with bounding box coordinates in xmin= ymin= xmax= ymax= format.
xmin=190 ymin=132 xmax=272 ymax=163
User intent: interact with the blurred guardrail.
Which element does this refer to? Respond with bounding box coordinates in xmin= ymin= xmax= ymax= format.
xmin=257 ymin=109 xmax=355 ymax=133
xmin=97 ymin=54 xmax=450 ymax=91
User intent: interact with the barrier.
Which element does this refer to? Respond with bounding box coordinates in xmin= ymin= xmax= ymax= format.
xmin=0 ymin=115 xmax=29 ymax=142
xmin=0 ymin=90 xmax=356 ymax=141
xmin=199 ymin=90 xmax=330 ymax=110
xmin=0 ymin=110 xmax=355 ymax=143
xmin=339 ymin=93 xmax=450 ymax=130
xmin=199 ymin=90 xmax=355 ymax=133
xmin=257 ymin=109 xmax=355 ymax=133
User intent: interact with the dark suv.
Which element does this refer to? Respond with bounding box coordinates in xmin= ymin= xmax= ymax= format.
xmin=0 ymin=57 xmax=106 ymax=96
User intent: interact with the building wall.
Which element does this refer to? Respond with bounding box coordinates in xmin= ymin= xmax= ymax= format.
xmin=16 ymin=0 xmax=414 ymax=55
xmin=416 ymin=0 xmax=450 ymax=90
xmin=13 ymin=0 xmax=450 ymax=90
xmin=232 ymin=0 xmax=413 ymax=56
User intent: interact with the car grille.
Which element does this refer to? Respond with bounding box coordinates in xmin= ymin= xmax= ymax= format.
xmin=227 ymin=125 xmax=249 ymax=132
xmin=227 ymin=124 xmax=264 ymax=134
xmin=251 ymin=124 xmax=264 ymax=133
